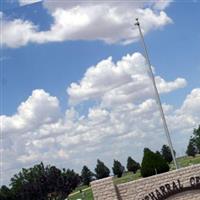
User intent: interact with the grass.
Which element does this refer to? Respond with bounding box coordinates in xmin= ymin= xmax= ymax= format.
xmin=71 ymin=185 xmax=89 ymax=193
xmin=68 ymin=187 xmax=93 ymax=200
xmin=113 ymin=170 xmax=142 ymax=185
xmin=171 ymin=154 xmax=200 ymax=169
xmin=68 ymin=155 xmax=200 ymax=200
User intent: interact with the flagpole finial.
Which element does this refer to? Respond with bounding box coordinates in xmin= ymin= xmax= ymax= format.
xmin=135 ymin=18 xmax=140 ymax=26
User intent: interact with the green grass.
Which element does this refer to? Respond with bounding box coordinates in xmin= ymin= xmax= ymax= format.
xmin=71 ymin=185 xmax=89 ymax=193
xmin=68 ymin=155 xmax=200 ymax=200
xmin=171 ymin=154 xmax=200 ymax=169
xmin=68 ymin=187 xmax=93 ymax=200
xmin=113 ymin=170 xmax=142 ymax=185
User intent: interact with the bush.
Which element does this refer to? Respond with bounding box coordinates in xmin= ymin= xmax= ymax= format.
xmin=141 ymin=148 xmax=169 ymax=177
xmin=95 ymin=159 xmax=110 ymax=179
xmin=112 ymin=160 xmax=125 ymax=178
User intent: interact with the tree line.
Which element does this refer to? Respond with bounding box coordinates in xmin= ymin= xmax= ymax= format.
xmin=0 ymin=163 xmax=80 ymax=200
xmin=0 ymin=144 xmax=173 ymax=200
xmin=82 ymin=144 xmax=174 ymax=186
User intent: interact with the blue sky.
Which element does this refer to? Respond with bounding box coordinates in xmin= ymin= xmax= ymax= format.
xmin=1 ymin=0 xmax=200 ymax=185
xmin=1 ymin=1 xmax=200 ymax=115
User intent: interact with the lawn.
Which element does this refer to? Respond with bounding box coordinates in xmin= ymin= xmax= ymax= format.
xmin=68 ymin=187 xmax=93 ymax=200
xmin=178 ymin=154 xmax=200 ymax=166
xmin=68 ymin=155 xmax=200 ymax=200
xmin=113 ymin=170 xmax=141 ymax=185
xmin=170 ymin=154 xmax=200 ymax=169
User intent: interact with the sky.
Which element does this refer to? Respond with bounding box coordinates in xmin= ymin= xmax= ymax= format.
xmin=0 ymin=0 xmax=200 ymax=186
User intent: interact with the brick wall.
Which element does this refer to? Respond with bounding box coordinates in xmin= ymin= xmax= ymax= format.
xmin=91 ymin=164 xmax=200 ymax=200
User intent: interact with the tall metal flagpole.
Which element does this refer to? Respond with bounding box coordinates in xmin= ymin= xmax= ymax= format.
xmin=135 ymin=18 xmax=178 ymax=170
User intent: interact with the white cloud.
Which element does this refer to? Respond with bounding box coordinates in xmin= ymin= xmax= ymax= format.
xmin=153 ymin=0 xmax=173 ymax=10
xmin=167 ymin=89 xmax=200 ymax=133
xmin=179 ymin=88 xmax=200 ymax=116
xmin=42 ymin=1 xmax=171 ymax=13
xmin=1 ymin=88 xmax=200 ymax=185
xmin=2 ymin=1 xmax=172 ymax=48
xmin=155 ymin=76 xmax=186 ymax=93
xmin=2 ymin=52 xmax=199 ymax=186
xmin=67 ymin=53 xmax=187 ymax=106
xmin=1 ymin=19 xmax=38 ymax=48
xmin=19 ymin=0 xmax=42 ymax=6
xmin=1 ymin=89 xmax=60 ymax=134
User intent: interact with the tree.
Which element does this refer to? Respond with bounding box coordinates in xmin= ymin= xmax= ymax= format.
xmin=126 ymin=157 xmax=140 ymax=174
xmin=192 ymin=125 xmax=200 ymax=153
xmin=186 ymin=138 xmax=197 ymax=157
xmin=81 ymin=165 xmax=94 ymax=186
xmin=9 ymin=162 xmax=80 ymax=200
xmin=95 ymin=159 xmax=110 ymax=179
xmin=0 ymin=185 xmax=13 ymax=200
xmin=141 ymin=148 xmax=169 ymax=178
xmin=112 ymin=160 xmax=125 ymax=178
xmin=161 ymin=145 xmax=174 ymax=163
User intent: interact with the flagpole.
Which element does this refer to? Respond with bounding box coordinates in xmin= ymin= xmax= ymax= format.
xmin=135 ymin=18 xmax=178 ymax=170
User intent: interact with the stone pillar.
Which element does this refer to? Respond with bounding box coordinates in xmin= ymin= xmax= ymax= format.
xmin=91 ymin=177 xmax=119 ymax=200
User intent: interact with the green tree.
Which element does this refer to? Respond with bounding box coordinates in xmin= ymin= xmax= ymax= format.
xmin=161 ymin=145 xmax=174 ymax=163
xmin=186 ymin=138 xmax=197 ymax=157
xmin=192 ymin=125 xmax=200 ymax=153
xmin=141 ymin=148 xmax=169 ymax=178
xmin=81 ymin=165 xmax=94 ymax=186
xmin=126 ymin=157 xmax=140 ymax=174
xmin=112 ymin=160 xmax=125 ymax=178
xmin=10 ymin=162 xmax=80 ymax=200
xmin=95 ymin=159 xmax=110 ymax=179
xmin=0 ymin=185 xmax=13 ymax=200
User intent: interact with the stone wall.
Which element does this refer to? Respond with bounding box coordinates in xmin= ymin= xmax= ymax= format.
xmin=91 ymin=177 xmax=118 ymax=200
xmin=91 ymin=164 xmax=200 ymax=200
xmin=166 ymin=190 xmax=200 ymax=200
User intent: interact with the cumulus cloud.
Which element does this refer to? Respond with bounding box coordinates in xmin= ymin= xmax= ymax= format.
xmin=1 ymin=18 xmax=38 ymax=48
xmin=2 ymin=87 xmax=200 ymax=185
xmin=19 ymin=0 xmax=42 ymax=6
xmin=167 ymin=88 xmax=200 ymax=133
xmin=179 ymin=88 xmax=200 ymax=116
xmin=67 ymin=53 xmax=187 ymax=106
xmin=153 ymin=0 xmax=173 ymax=10
xmin=155 ymin=76 xmax=186 ymax=93
xmin=1 ymin=1 xmax=172 ymax=48
xmin=1 ymin=89 xmax=60 ymax=135
xmin=1 ymin=53 xmax=199 ymax=186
